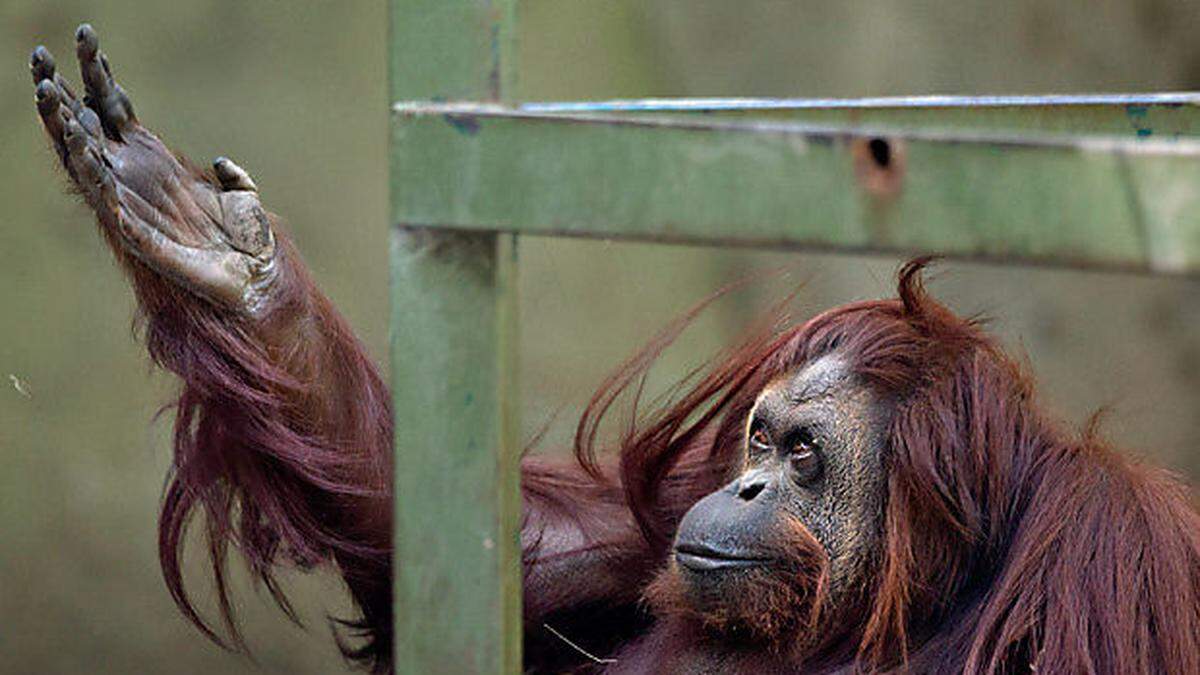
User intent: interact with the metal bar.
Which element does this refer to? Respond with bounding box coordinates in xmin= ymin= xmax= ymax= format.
xmin=393 ymin=101 xmax=1200 ymax=150
xmin=389 ymin=1 xmax=522 ymax=673
xmin=519 ymin=93 xmax=1200 ymax=110
xmin=391 ymin=105 xmax=1200 ymax=275
xmin=519 ymin=94 xmax=1200 ymax=138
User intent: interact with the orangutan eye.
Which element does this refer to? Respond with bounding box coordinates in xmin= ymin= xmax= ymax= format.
xmin=794 ymin=426 xmax=818 ymax=453
xmin=789 ymin=427 xmax=822 ymax=484
xmin=748 ymin=424 xmax=772 ymax=456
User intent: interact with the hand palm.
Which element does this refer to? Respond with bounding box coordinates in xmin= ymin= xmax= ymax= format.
xmin=32 ymin=25 xmax=275 ymax=312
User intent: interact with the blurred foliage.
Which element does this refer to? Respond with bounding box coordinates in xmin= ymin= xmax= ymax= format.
xmin=1 ymin=1 xmax=1198 ymax=672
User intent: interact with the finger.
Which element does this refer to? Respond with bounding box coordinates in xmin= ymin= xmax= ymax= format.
xmin=34 ymin=79 xmax=68 ymax=150
xmin=63 ymin=118 xmax=116 ymax=208
xmin=218 ymin=190 xmax=274 ymax=259
xmin=213 ymin=158 xmax=273 ymax=258
xmin=31 ymin=44 xmax=103 ymax=140
xmin=33 ymin=47 xmax=81 ymax=111
xmin=31 ymin=47 xmax=67 ymax=149
xmin=30 ymin=45 xmax=55 ymax=84
xmin=213 ymin=157 xmax=258 ymax=192
xmin=75 ymin=23 xmax=136 ymax=137
xmin=34 ymin=78 xmax=92 ymax=168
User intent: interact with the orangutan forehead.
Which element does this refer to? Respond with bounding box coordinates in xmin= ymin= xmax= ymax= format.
xmin=758 ymin=354 xmax=852 ymax=407
xmin=744 ymin=355 xmax=856 ymax=437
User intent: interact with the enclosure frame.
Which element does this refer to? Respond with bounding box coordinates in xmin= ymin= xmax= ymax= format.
xmin=388 ymin=1 xmax=1200 ymax=671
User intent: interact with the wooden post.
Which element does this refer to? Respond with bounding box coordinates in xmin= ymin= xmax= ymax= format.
xmin=389 ymin=1 xmax=521 ymax=672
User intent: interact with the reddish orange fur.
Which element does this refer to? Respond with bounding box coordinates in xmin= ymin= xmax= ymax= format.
xmin=128 ymin=238 xmax=1198 ymax=673
xmin=645 ymin=515 xmax=830 ymax=653
xmin=123 ymin=197 xmax=393 ymax=671
xmin=581 ymin=259 xmax=1200 ymax=672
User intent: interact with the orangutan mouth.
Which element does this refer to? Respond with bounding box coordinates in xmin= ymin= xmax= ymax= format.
xmin=674 ymin=544 xmax=773 ymax=572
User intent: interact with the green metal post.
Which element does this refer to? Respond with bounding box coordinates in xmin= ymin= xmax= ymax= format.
xmin=389 ymin=1 xmax=521 ymax=673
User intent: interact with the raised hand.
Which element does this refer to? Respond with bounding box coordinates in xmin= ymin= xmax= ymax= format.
xmin=32 ymin=24 xmax=277 ymax=314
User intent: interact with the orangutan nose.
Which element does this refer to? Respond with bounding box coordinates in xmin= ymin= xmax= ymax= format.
xmin=736 ymin=473 xmax=770 ymax=502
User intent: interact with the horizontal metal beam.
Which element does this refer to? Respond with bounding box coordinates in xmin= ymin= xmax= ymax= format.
xmin=518 ymin=94 xmax=1200 ymax=138
xmin=391 ymin=101 xmax=1200 ymax=275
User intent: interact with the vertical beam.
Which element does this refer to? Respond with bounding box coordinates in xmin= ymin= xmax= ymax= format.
xmin=389 ymin=1 xmax=521 ymax=673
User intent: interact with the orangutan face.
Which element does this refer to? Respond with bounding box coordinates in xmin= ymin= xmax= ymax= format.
xmin=655 ymin=354 xmax=891 ymax=644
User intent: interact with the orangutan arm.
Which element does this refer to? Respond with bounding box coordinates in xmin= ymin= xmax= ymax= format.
xmin=31 ymin=25 xmax=392 ymax=662
xmin=31 ymin=24 xmax=695 ymax=672
xmin=520 ymin=456 xmax=659 ymax=671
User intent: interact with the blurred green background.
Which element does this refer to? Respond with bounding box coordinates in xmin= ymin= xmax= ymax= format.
xmin=2 ymin=1 xmax=1198 ymax=672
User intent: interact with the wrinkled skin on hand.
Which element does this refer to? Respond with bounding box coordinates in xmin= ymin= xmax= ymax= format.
xmin=31 ymin=24 xmax=277 ymax=314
